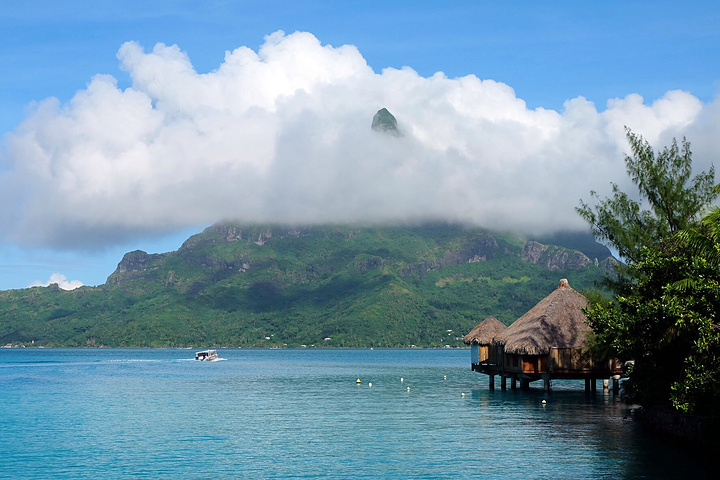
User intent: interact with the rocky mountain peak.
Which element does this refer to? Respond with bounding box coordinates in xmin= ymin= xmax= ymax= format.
xmin=521 ymin=241 xmax=592 ymax=270
xmin=106 ymin=250 xmax=165 ymax=284
xmin=371 ymin=108 xmax=400 ymax=136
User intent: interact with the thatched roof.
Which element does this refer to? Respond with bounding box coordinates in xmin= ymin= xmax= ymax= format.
xmin=463 ymin=316 xmax=506 ymax=345
xmin=493 ymin=279 xmax=590 ymax=355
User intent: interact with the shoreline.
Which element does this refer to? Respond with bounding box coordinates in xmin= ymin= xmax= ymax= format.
xmin=636 ymin=405 xmax=720 ymax=453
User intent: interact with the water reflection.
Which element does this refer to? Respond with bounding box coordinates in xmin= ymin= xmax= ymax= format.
xmin=467 ymin=380 xmax=708 ymax=479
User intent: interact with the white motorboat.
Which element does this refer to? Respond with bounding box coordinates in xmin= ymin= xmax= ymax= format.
xmin=195 ymin=349 xmax=220 ymax=361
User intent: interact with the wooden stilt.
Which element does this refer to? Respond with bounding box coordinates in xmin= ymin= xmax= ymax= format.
xmin=489 ymin=374 xmax=495 ymax=390
xmin=612 ymin=375 xmax=620 ymax=395
xmin=542 ymin=374 xmax=551 ymax=392
xmin=501 ymin=376 xmax=507 ymax=390
xmin=591 ymin=378 xmax=597 ymax=393
xmin=585 ymin=378 xmax=591 ymax=392
xmin=511 ymin=377 xmax=517 ymax=390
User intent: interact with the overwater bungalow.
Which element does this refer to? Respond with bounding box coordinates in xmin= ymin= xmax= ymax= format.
xmin=462 ymin=316 xmax=506 ymax=388
xmin=465 ymin=279 xmax=622 ymax=392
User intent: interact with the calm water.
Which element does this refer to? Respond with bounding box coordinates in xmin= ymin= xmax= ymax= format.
xmin=0 ymin=349 xmax=708 ymax=479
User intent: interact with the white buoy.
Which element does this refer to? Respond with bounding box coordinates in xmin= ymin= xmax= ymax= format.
xmin=400 ymin=377 xmax=404 ymax=382
xmin=356 ymin=378 xmax=361 ymax=384
xmin=461 ymin=392 xmax=465 ymax=397
xmin=542 ymin=399 xmax=547 ymax=405
xmin=444 ymin=375 xmax=447 ymax=380
xmin=368 ymin=382 xmax=372 ymax=387
xmin=407 ymin=386 xmax=411 ymax=391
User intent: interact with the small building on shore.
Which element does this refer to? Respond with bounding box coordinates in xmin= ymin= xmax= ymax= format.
xmin=465 ymin=279 xmax=622 ymax=392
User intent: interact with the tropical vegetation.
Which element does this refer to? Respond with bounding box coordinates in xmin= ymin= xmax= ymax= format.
xmin=579 ymin=128 xmax=720 ymax=417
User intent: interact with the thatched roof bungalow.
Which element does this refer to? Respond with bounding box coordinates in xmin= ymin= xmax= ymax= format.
xmin=466 ymin=279 xmax=621 ymax=392
xmin=463 ymin=316 xmax=506 ymax=345
xmin=494 ymin=278 xmax=590 ymax=356
xmin=463 ymin=316 xmax=506 ymax=365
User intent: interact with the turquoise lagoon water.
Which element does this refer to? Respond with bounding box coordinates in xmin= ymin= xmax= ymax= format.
xmin=0 ymin=348 xmax=709 ymax=479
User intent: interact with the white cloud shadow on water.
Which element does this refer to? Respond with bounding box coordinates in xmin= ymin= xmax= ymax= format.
xmin=0 ymin=30 xmax=714 ymax=250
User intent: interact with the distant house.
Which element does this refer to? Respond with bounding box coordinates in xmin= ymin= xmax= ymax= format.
xmin=465 ymin=279 xmax=621 ymax=392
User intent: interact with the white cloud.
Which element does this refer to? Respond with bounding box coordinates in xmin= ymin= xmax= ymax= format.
xmin=29 ymin=273 xmax=83 ymax=290
xmin=0 ymin=31 xmax=716 ymax=249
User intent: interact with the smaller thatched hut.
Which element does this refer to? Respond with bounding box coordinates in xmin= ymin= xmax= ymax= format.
xmin=463 ymin=316 xmax=506 ymax=366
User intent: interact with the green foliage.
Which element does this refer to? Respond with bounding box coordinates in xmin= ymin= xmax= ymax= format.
xmin=577 ymin=128 xmax=716 ymax=264
xmin=580 ymin=130 xmax=720 ymax=416
xmin=0 ymin=224 xmax=610 ymax=349
xmin=585 ymin=242 xmax=720 ymax=415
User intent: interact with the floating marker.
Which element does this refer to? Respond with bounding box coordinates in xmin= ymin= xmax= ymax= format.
xmin=444 ymin=375 xmax=447 ymax=380
xmin=368 ymin=382 xmax=372 ymax=387
xmin=400 ymin=377 xmax=404 ymax=382
xmin=406 ymin=386 xmax=411 ymax=391
xmin=541 ymin=399 xmax=547 ymax=405
xmin=357 ymin=379 xmax=361 ymax=384
xmin=461 ymin=392 xmax=465 ymax=397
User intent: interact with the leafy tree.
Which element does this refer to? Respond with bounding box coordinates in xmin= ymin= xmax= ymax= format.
xmin=580 ymin=130 xmax=720 ymax=415
xmin=675 ymin=207 xmax=720 ymax=272
xmin=669 ymin=209 xmax=720 ymax=414
xmin=586 ymin=240 xmax=720 ymax=414
xmin=577 ymin=128 xmax=716 ymax=264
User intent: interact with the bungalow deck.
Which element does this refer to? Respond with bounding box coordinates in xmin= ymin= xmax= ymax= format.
xmin=470 ymin=345 xmax=623 ymax=392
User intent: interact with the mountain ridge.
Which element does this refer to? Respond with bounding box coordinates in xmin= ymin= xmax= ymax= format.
xmin=0 ymin=222 xmax=614 ymax=348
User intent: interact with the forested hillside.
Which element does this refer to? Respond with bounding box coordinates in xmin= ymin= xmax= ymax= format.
xmin=0 ymin=223 xmax=614 ymax=348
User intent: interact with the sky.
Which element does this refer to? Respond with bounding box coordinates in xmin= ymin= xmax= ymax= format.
xmin=0 ymin=1 xmax=719 ymax=291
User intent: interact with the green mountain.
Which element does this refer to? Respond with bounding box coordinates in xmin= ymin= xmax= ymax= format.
xmin=0 ymin=223 xmax=614 ymax=348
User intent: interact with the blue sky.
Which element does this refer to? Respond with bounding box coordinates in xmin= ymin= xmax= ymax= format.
xmin=0 ymin=1 xmax=719 ymax=290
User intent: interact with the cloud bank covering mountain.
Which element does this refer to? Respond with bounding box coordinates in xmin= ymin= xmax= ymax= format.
xmin=1 ymin=31 xmax=717 ymax=252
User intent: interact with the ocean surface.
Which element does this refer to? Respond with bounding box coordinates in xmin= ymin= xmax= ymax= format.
xmin=0 ymin=348 xmax=709 ymax=479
